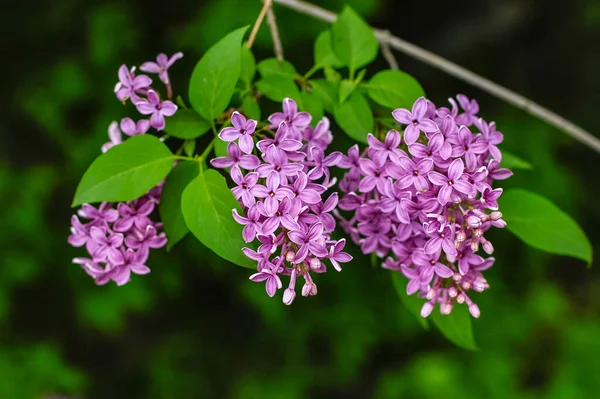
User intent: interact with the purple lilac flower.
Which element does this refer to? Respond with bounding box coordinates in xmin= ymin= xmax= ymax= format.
xmin=140 ymin=52 xmax=183 ymax=99
xmin=337 ymin=95 xmax=511 ymax=318
xmin=120 ymin=117 xmax=151 ymax=136
xmin=216 ymin=98 xmax=351 ymax=304
xmin=218 ymin=111 xmax=258 ymax=154
xmin=391 ymin=97 xmax=438 ymax=145
xmin=135 ymin=90 xmax=177 ymax=131
xmin=210 ymin=142 xmax=260 ymax=170
xmin=101 ymin=122 xmax=123 ymax=153
xmin=114 ymin=65 xmax=152 ymax=103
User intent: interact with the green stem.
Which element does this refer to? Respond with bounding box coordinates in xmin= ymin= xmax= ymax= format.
xmin=303 ymin=65 xmax=321 ymax=80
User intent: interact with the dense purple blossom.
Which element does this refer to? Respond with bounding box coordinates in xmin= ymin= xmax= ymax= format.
xmin=214 ymin=98 xmax=352 ymax=304
xmin=337 ymin=95 xmax=511 ymax=318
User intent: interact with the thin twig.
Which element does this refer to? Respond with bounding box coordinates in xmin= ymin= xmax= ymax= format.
xmin=247 ymin=0 xmax=273 ymax=49
xmin=380 ymin=30 xmax=399 ymax=70
xmin=266 ymin=6 xmax=285 ymax=62
xmin=272 ymin=0 xmax=600 ymax=153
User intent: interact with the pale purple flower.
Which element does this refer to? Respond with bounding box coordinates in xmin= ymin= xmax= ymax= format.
xmin=479 ymin=186 xmax=503 ymax=210
xmin=113 ymin=201 xmax=154 ymax=232
xmin=328 ymin=239 xmax=352 ymax=271
xmin=307 ymin=146 xmax=342 ymax=181
xmin=232 ymin=206 xmax=263 ymax=242
xmin=428 ymin=158 xmax=475 ymax=205
xmin=411 ymin=249 xmax=453 ymax=284
xmin=140 ymin=52 xmax=183 ymax=85
xmin=393 ymin=156 xmax=434 ymax=191
xmin=124 ymin=225 xmax=167 ymax=260
xmin=77 ymin=203 xmax=119 ymax=225
xmin=230 ymin=167 xmax=260 ymax=207
xmin=290 ymin=172 xmax=321 ymax=204
xmin=120 ymin=117 xmax=151 ymax=136
xmin=487 ymin=160 xmax=513 ymax=180
xmin=249 ymin=263 xmax=282 ymax=297
xmin=256 ymin=122 xmax=303 ymax=155
xmin=308 ymin=193 xmax=339 ymax=232
xmin=255 ymin=145 xmax=303 ymax=180
xmin=338 ymin=144 xmax=361 ymax=169
xmin=218 ymin=111 xmax=257 ymax=154
xmin=424 ymin=224 xmax=457 ymax=257
xmin=114 ymin=65 xmax=152 ymax=103
xmin=303 ymin=117 xmax=333 ymax=152
xmin=366 ymin=130 xmax=404 ymax=163
xmin=108 ymin=249 xmax=151 ymax=286
xmin=455 ymin=247 xmax=484 ymax=275
xmin=392 ymin=97 xmax=439 ymax=145
xmin=259 ymin=197 xmax=300 ymax=235
xmin=288 ymin=223 xmax=328 ymax=263
xmin=68 ymin=216 xmax=90 ymax=247
xmin=358 ymin=157 xmax=388 ymax=193
xmin=475 ymin=118 xmax=503 ymax=160
xmin=408 ymin=133 xmax=450 ymax=166
xmin=450 ymin=126 xmax=488 ymax=170
xmin=455 ymin=94 xmax=480 ymax=125
xmin=135 ymin=90 xmax=177 ymax=131
xmin=87 ymin=226 xmax=124 ymax=265
xmin=252 ymin=172 xmax=294 ymax=212
xmin=210 ymin=142 xmax=260 ymax=170
xmin=101 ymin=121 xmax=123 ymax=153
xmin=268 ymin=98 xmax=311 ymax=138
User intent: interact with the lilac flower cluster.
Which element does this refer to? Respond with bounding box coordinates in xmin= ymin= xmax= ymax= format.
xmin=69 ymin=188 xmax=167 ymax=285
xmin=211 ymin=98 xmax=352 ymax=304
xmin=336 ymin=95 xmax=512 ymax=318
xmin=69 ymin=53 xmax=183 ymax=285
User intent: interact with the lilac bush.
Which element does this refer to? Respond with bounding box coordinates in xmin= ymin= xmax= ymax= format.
xmin=336 ymin=96 xmax=513 ymax=318
xmin=211 ymin=99 xmax=352 ymax=304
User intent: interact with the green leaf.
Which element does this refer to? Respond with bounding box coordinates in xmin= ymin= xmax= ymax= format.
xmin=189 ymin=26 xmax=249 ymax=121
xmin=430 ymin=306 xmax=478 ymax=350
xmin=331 ymin=6 xmax=379 ymax=73
xmin=181 ymin=169 xmax=254 ymax=268
xmin=501 ymin=189 xmax=592 ymax=265
xmin=366 ymin=70 xmax=425 ymax=109
xmin=333 ymin=92 xmax=373 ymax=144
xmin=183 ymin=140 xmax=196 ymax=157
xmin=257 ymin=58 xmax=297 ymax=78
xmin=391 ymin=272 xmax=429 ymax=329
xmin=500 ymin=150 xmax=533 ymax=170
xmin=339 ymin=79 xmax=355 ymax=104
xmin=324 ymin=66 xmax=342 ymax=84
xmin=310 ymin=79 xmax=338 ymax=112
xmin=240 ymin=47 xmax=256 ymax=86
xmin=164 ymin=109 xmax=212 ymax=139
xmin=241 ymin=95 xmax=261 ymax=120
xmin=256 ymin=74 xmax=301 ymax=104
xmin=159 ymin=161 xmax=199 ymax=250
xmin=72 ymin=135 xmax=174 ymax=206
xmin=314 ymin=30 xmax=344 ymax=68
xmin=301 ymin=89 xmax=324 ymax=124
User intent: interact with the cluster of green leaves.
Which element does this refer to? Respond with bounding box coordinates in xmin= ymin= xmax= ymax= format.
xmin=69 ymin=5 xmax=593 ymax=350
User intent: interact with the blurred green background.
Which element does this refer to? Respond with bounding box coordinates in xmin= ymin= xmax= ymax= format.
xmin=2 ymin=0 xmax=600 ymax=398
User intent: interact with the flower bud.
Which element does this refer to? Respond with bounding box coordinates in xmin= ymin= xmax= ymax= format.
xmin=283 ymin=288 xmax=296 ymax=305
xmin=467 ymin=216 xmax=481 ymax=228
xmin=285 ymin=250 xmax=295 ymax=262
xmin=452 ymin=273 xmax=462 ymax=282
xmin=491 ymin=219 xmax=506 ymax=228
xmin=420 ymin=302 xmax=434 ymax=318
xmin=473 ymin=228 xmax=483 ymax=238
xmin=472 ymin=279 xmax=486 ymax=292
xmin=302 ymin=283 xmax=312 ymax=297
xmin=309 ymin=257 xmax=321 ymax=270
xmin=482 ymin=239 xmax=494 ymax=254
xmin=441 ymin=302 xmax=453 ymax=315
xmin=448 ymin=286 xmax=458 ymax=298
xmin=456 ymin=293 xmax=466 ymax=304
xmin=490 ymin=211 xmax=503 ymax=221
xmin=456 ymin=229 xmax=467 ymax=242
xmin=468 ymin=303 xmax=481 ymax=318
xmin=426 ymin=288 xmax=437 ymax=300
xmin=470 ymin=240 xmax=480 ymax=253
xmin=461 ymin=281 xmax=471 ymax=291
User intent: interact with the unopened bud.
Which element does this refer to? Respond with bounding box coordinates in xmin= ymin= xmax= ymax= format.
xmin=302 ymin=283 xmax=312 ymax=297
xmin=466 ymin=216 xmax=481 ymax=228
xmin=491 ymin=219 xmax=507 ymax=228
xmin=283 ymin=288 xmax=296 ymax=305
xmin=461 ymin=281 xmax=472 ymax=291
xmin=474 ymin=228 xmax=484 ymax=238
xmin=470 ymin=240 xmax=480 ymax=252
xmin=472 ymin=279 xmax=486 ymax=292
xmin=456 ymin=293 xmax=466 ymax=304
xmin=426 ymin=288 xmax=437 ymax=300
xmin=448 ymin=286 xmax=458 ymax=298
xmin=479 ymin=213 xmax=489 ymax=222
xmin=490 ymin=211 xmax=503 ymax=221
xmin=452 ymin=273 xmax=462 ymax=282
xmin=285 ymin=250 xmax=296 ymax=262
xmin=456 ymin=230 xmax=467 ymax=242
xmin=420 ymin=302 xmax=434 ymax=318
xmin=469 ymin=304 xmax=481 ymax=318
xmin=482 ymin=239 xmax=494 ymax=254
xmin=309 ymin=258 xmax=321 ymax=269
xmin=441 ymin=302 xmax=453 ymax=315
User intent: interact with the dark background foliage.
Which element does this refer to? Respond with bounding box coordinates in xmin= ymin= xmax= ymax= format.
xmin=2 ymin=0 xmax=599 ymax=398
